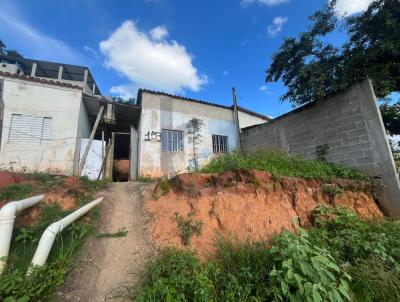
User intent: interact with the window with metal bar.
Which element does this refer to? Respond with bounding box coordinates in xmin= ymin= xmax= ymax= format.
xmin=212 ymin=135 xmax=228 ymax=153
xmin=161 ymin=129 xmax=184 ymax=152
xmin=8 ymin=113 xmax=52 ymax=144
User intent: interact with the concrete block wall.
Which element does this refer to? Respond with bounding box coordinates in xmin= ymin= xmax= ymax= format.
xmin=241 ymin=79 xmax=400 ymax=217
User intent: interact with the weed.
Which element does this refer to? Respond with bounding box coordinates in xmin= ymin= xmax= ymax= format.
xmin=322 ymin=184 xmax=344 ymax=199
xmin=201 ymin=150 xmax=369 ymax=181
xmin=135 ymin=206 xmax=400 ymax=302
xmin=95 ymin=229 xmax=128 ymax=238
xmin=0 ymin=184 xmax=35 ymax=201
xmin=159 ymin=179 xmax=171 ymax=196
xmin=315 ymin=144 xmax=329 ymax=161
xmin=174 ymin=212 xmax=203 ymax=245
xmin=137 ymin=176 xmax=153 ymax=183
xmin=252 ymin=176 xmax=260 ymax=188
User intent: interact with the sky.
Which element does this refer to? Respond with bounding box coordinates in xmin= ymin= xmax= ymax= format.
xmin=0 ymin=0 xmax=373 ymax=118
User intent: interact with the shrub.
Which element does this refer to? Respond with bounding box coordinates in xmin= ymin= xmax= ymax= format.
xmin=201 ymin=151 xmax=369 ymax=181
xmin=175 ymin=212 xmax=203 ymax=245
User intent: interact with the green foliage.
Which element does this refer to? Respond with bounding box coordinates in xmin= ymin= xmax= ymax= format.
xmin=175 ymin=212 xmax=203 ymax=245
xmin=266 ymin=0 xmax=400 ymax=131
xmin=136 ymin=207 xmax=400 ymax=301
xmin=268 ymin=231 xmax=351 ymax=302
xmin=321 ymin=184 xmax=344 ymax=199
xmin=201 ymin=151 xmax=369 ymax=181
xmin=0 ymin=184 xmax=35 ymax=201
xmin=0 ymin=223 xmax=89 ymax=301
xmin=112 ymin=96 xmax=136 ymax=105
xmin=95 ymin=228 xmax=128 ymax=238
xmin=0 ymin=176 xmax=104 ymax=301
xmin=159 ymin=179 xmax=171 ymax=196
xmin=137 ymin=175 xmax=154 ymax=183
xmin=380 ymin=101 xmax=400 ymax=136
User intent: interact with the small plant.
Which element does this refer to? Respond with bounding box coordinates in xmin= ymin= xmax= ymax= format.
xmin=315 ymin=144 xmax=329 ymax=161
xmin=174 ymin=212 xmax=203 ymax=245
xmin=252 ymin=176 xmax=260 ymax=188
xmin=159 ymin=179 xmax=171 ymax=196
xmin=322 ymin=184 xmax=344 ymax=199
xmin=186 ymin=117 xmax=205 ymax=172
xmin=137 ymin=176 xmax=153 ymax=183
xmin=0 ymin=184 xmax=35 ymax=201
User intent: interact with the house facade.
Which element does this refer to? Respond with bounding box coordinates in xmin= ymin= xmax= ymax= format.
xmin=0 ymin=55 xmax=269 ymax=179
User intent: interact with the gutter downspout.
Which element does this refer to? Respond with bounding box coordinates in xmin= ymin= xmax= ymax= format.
xmin=0 ymin=195 xmax=44 ymax=274
xmin=28 ymin=197 xmax=103 ymax=273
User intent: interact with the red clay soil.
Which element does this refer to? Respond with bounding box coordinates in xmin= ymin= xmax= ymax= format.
xmin=145 ymin=170 xmax=383 ymax=258
xmin=0 ymin=171 xmax=25 ymax=189
xmin=0 ymin=174 xmax=83 ymax=226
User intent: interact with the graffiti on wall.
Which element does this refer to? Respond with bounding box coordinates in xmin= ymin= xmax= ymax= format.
xmin=144 ymin=130 xmax=161 ymax=142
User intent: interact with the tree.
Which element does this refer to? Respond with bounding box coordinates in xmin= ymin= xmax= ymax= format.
xmin=0 ymin=38 xmax=23 ymax=58
xmin=185 ymin=117 xmax=204 ymax=171
xmin=266 ymin=0 xmax=400 ymax=106
xmin=0 ymin=40 xmax=5 ymax=55
xmin=6 ymin=50 xmax=23 ymax=59
xmin=380 ymin=102 xmax=400 ymax=136
xmin=112 ymin=96 xmax=136 ymax=105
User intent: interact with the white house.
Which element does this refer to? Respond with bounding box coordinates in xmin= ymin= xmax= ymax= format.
xmin=0 ymin=55 xmax=269 ymax=180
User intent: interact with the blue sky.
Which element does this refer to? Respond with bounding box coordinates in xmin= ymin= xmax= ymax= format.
xmin=0 ymin=0 xmax=372 ymax=118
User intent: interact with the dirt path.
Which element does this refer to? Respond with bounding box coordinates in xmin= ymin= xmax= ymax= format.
xmin=56 ymin=182 xmax=155 ymax=301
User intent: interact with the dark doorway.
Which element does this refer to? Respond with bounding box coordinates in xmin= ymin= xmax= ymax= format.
xmin=113 ymin=133 xmax=130 ymax=182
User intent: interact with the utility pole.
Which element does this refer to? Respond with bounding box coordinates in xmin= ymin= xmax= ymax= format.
xmin=232 ymin=87 xmax=241 ymax=151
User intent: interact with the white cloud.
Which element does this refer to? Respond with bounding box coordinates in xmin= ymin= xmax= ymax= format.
xmin=333 ymin=0 xmax=373 ymax=17
xmin=149 ymin=25 xmax=169 ymax=41
xmin=0 ymin=0 xmax=79 ymax=63
xmin=241 ymin=0 xmax=289 ymax=7
xmin=100 ymin=21 xmax=207 ymax=96
xmin=84 ymin=46 xmax=100 ymax=59
xmin=267 ymin=16 xmax=288 ymax=37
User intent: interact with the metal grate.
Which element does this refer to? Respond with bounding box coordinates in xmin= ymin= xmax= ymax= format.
xmin=212 ymin=135 xmax=228 ymax=153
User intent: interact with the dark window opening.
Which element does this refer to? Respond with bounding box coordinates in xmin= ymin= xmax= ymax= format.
xmin=113 ymin=133 xmax=130 ymax=182
xmin=212 ymin=135 xmax=228 ymax=153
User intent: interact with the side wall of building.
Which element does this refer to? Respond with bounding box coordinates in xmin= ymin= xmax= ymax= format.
xmin=138 ymin=93 xmax=239 ymax=177
xmin=241 ymin=79 xmax=400 ymax=217
xmin=0 ymin=77 xmax=83 ymax=175
xmin=238 ymin=110 xmax=268 ymax=129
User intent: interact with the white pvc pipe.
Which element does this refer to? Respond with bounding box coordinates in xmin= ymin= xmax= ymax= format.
xmin=29 ymin=197 xmax=103 ymax=272
xmin=0 ymin=195 xmax=44 ymax=274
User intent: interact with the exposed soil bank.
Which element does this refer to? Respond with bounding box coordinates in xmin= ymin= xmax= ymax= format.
xmin=146 ymin=170 xmax=383 ymax=258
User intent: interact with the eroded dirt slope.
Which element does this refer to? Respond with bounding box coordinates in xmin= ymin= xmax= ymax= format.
xmin=146 ymin=170 xmax=383 ymax=258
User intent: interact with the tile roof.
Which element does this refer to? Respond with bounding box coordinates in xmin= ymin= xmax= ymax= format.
xmin=0 ymin=71 xmax=82 ymax=90
xmin=138 ymin=88 xmax=271 ymax=120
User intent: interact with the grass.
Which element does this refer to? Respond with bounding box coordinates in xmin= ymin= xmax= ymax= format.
xmin=0 ymin=173 xmax=107 ymax=302
xmin=135 ymin=207 xmax=400 ymax=302
xmin=201 ymin=151 xmax=370 ymax=181
xmin=95 ymin=229 xmax=128 ymax=238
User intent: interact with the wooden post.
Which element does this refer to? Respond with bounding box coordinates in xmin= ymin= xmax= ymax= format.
xmin=78 ymin=106 xmax=104 ymax=176
xmin=31 ymin=63 xmax=37 ymax=77
xmin=57 ymin=66 xmax=63 ymax=80
xmin=232 ymin=87 xmax=241 ymax=151
xmin=97 ymin=137 xmax=113 ymax=180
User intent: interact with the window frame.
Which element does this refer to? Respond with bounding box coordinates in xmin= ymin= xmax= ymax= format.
xmin=161 ymin=128 xmax=184 ymax=152
xmin=212 ymin=134 xmax=228 ymax=153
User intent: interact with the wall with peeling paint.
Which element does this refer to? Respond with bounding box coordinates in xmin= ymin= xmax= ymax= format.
xmin=0 ymin=77 xmax=85 ymax=175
